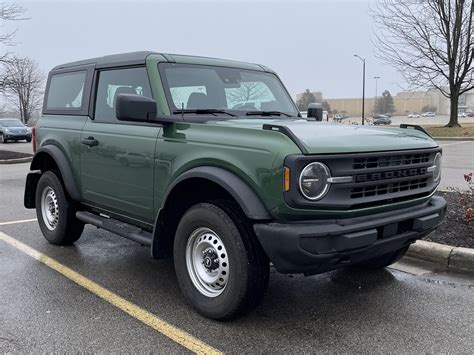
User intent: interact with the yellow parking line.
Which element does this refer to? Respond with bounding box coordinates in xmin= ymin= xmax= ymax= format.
xmin=0 ymin=218 xmax=37 ymax=226
xmin=0 ymin=232 xmax=222 ymax=355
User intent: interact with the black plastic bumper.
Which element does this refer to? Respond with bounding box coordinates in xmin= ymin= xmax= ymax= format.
xmin=254 ymin=196 xmax=447 ymax=275
xmin=4 ymin=134 xmax=31 ymax=140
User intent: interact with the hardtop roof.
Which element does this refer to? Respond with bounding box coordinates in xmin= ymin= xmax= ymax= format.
xmin=52 ymin=51 xmax=270 ymax=72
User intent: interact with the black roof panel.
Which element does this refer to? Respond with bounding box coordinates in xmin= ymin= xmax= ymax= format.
xmin=52 ymin=51 xmax=158 ymax=70
xmin=51 ymin=51 xmax=269 ymax=72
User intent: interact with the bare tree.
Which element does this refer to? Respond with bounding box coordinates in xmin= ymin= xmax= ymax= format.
xmin=0 ymin=2 xmax=26 ymax=61
xmin=372 ymin=0 xmax=473 ymax=127
xmin=3 ymin=56 xmax=44 ymax=124
xmin=227 ymin=82 xmax=268 ymax=106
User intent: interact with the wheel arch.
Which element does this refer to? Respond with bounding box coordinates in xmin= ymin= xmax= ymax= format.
xmin=29 ymin=145 xmax=81 ymax=201
xmin=151 ymin=166 xmax=271 ymax=259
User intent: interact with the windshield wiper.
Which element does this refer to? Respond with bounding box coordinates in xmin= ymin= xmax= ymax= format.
xmin=173 ymin=109 xmax=236 ymax=117
xmin=245 ymin=110 xmax=293 ymax=117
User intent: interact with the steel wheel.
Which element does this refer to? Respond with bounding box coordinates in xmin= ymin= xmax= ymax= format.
xmin=185 ymin=227 xmax=230 ymax=297
xmin=40 ymin=186 xmax=59 ymax=231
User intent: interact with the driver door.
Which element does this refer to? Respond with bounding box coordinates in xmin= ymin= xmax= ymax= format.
xmin=80 ymin=66 xmax=160 ymax=224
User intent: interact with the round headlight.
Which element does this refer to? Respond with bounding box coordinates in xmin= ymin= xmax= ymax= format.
xmin=299 ymin=162 xmax=331 ymax=200
xmin=433 ymin=152 xmax=442 ymax=182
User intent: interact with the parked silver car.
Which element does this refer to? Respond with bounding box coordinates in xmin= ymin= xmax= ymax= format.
xmin=0 ymin=118 xmax=32 ymax=143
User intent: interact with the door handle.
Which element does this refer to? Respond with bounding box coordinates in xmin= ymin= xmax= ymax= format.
xmin=81 ymin=136 xmax=99 ymax=147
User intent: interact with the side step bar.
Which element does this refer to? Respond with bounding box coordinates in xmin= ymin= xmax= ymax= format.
xmin=76 ymin=211 xmax=152 ymax=246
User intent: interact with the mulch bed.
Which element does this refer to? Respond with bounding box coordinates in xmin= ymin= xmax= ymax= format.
xmin=0 ymin=150 xmax=32 ymax=160
xmin=423 ymin=191 xmax=474 ymax=248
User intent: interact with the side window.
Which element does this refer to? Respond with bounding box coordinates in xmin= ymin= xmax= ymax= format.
xmin=94 ymin=67 xmax=152 ymax=123
xmin=46 ymin=71 xmax=86 ymax=110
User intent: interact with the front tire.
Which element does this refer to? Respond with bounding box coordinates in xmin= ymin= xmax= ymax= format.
xmin=0 ymin=134 xmax=6 ymax=143
xmin=174 ymin=202 xmax=269 ymax=320
xmin=35 ymin=171 xmax=84 ymax=245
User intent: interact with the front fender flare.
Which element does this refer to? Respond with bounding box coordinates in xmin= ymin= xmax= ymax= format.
xmin=30 ymin=145 xmax=81 ymax=201
xmin=151 ymin=166 xmax=272 ymax=259
xmin=164 ymin=166 xmax=271 ymax=220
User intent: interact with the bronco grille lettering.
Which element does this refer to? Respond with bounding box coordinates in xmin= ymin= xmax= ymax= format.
xmin=355 ymin=167 xmax=428 ymax=183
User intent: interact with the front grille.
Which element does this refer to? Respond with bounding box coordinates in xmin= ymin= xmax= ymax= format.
xmin=350 ymin=177 xmax=429 ymax=199
xmin=284 ymin=147 xmax=441 ymax=210
xmin=353 ymin=152 xmax=430 ymax=170
xmin=346 ymin=150 xmax=436 ymax=206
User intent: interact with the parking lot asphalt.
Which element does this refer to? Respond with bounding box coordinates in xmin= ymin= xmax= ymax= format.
xmin=1 ymin=160 xmax=474 ymax=352
xmin=345 ymin=114 xmax=473 ymax=126
xmin=437 ymin=140 xmax=474 ymax=190
xmin=0 ymin=141 xmax=33 ymax=155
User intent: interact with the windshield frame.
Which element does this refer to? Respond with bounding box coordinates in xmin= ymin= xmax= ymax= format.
xmin=158 ymin=62 xmax=300 ymax=119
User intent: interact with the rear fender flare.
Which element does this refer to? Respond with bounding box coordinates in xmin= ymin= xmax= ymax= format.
xmin=30 ymin=145 xmax=81 ymax=201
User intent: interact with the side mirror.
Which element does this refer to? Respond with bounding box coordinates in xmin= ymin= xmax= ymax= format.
xmin=307 ymin=103 xmax=323 ymax=121
xmin=115 ymin=94 xmax=157 ymax=122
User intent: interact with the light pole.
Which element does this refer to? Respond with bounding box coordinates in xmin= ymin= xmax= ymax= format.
xmin=373 ymin=76 xmax=380 ymax=115
xmin=354 ymin=54 xmax=366 ymax=125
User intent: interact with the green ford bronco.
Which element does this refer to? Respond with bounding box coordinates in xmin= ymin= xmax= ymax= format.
xmin=24 ymin=51 xmax=446 ymax=319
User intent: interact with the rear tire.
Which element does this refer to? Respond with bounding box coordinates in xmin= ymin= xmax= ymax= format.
xmin=173 ymin=201 xmax=269 ymax=320
xmin=354 ymin=246 xmax=409 ymax=270
xmin=35 ymin=171 xmax=84 ymax=245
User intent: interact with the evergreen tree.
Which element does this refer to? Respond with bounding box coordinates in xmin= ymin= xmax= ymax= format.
xmin=296 ymin=89 xmax=317 ymax=111
xmin=375 ymin=90 xmax=395 ymax=115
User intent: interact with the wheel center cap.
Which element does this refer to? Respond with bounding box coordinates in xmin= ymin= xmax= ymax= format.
xmin=202 ymin=249 xmax=219 ymax=271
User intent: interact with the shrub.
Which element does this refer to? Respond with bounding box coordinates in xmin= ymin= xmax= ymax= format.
xmin=462 ymin=173 xmax=473 ymax=225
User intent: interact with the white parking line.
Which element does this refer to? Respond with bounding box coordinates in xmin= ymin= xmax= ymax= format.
xmin=0 ymin=218 xmax=37 ymax=226
xmin=438 ymin=141 xmax=471 ymax=147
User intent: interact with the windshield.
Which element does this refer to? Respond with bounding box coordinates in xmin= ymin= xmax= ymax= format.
xmin=0 ymin=119 xmax=24 ymax=127
xmin=159 ymin=63 xmax=299 ymax=117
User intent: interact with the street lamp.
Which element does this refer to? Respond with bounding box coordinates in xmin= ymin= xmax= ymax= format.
xmin=374 ymin=76 xmax=380 ymax=115
xmin=354 ymin=54 xmax=366 ymax=125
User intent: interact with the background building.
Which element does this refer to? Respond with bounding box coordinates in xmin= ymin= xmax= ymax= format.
xmin=297 ymin=88 xmax=474 ymax=116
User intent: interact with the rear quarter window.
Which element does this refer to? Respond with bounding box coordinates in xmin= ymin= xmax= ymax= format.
xmin=46 ymin=71 xmax=86 ymax=110
xmin=43 ymin=65 xmax=93 ymax=116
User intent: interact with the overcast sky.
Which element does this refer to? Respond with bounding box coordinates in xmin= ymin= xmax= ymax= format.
xmin=10 ymin=0 xmax=404 ymax=99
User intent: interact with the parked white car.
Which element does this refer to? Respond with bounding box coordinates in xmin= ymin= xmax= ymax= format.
xmin=407 ymin=113 xmax=420 ymax=118
xmin=421 ymin=112 xmax=436 ymax=117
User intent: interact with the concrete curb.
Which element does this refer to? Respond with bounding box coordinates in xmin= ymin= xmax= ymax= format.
xmin=407 ymin=240 xmax=474 ymax=273
xmin=0 ymin=156 xmax=32 ymax=165
xmin=432 ymin=136 xmax=474 ymax=141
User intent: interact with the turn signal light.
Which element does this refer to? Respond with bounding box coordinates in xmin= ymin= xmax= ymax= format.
xmin=284 ymin=166 xmax=290 ymax=192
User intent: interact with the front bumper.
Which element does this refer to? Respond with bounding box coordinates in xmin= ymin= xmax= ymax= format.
xmin=4 ymin=133 xmax=31 ymax=140
xmin=254 ymin=196 xmax=447 ymax=275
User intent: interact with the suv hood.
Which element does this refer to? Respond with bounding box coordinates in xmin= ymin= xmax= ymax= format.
xmin=213 ymin=119 xmax=438 ymax=154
